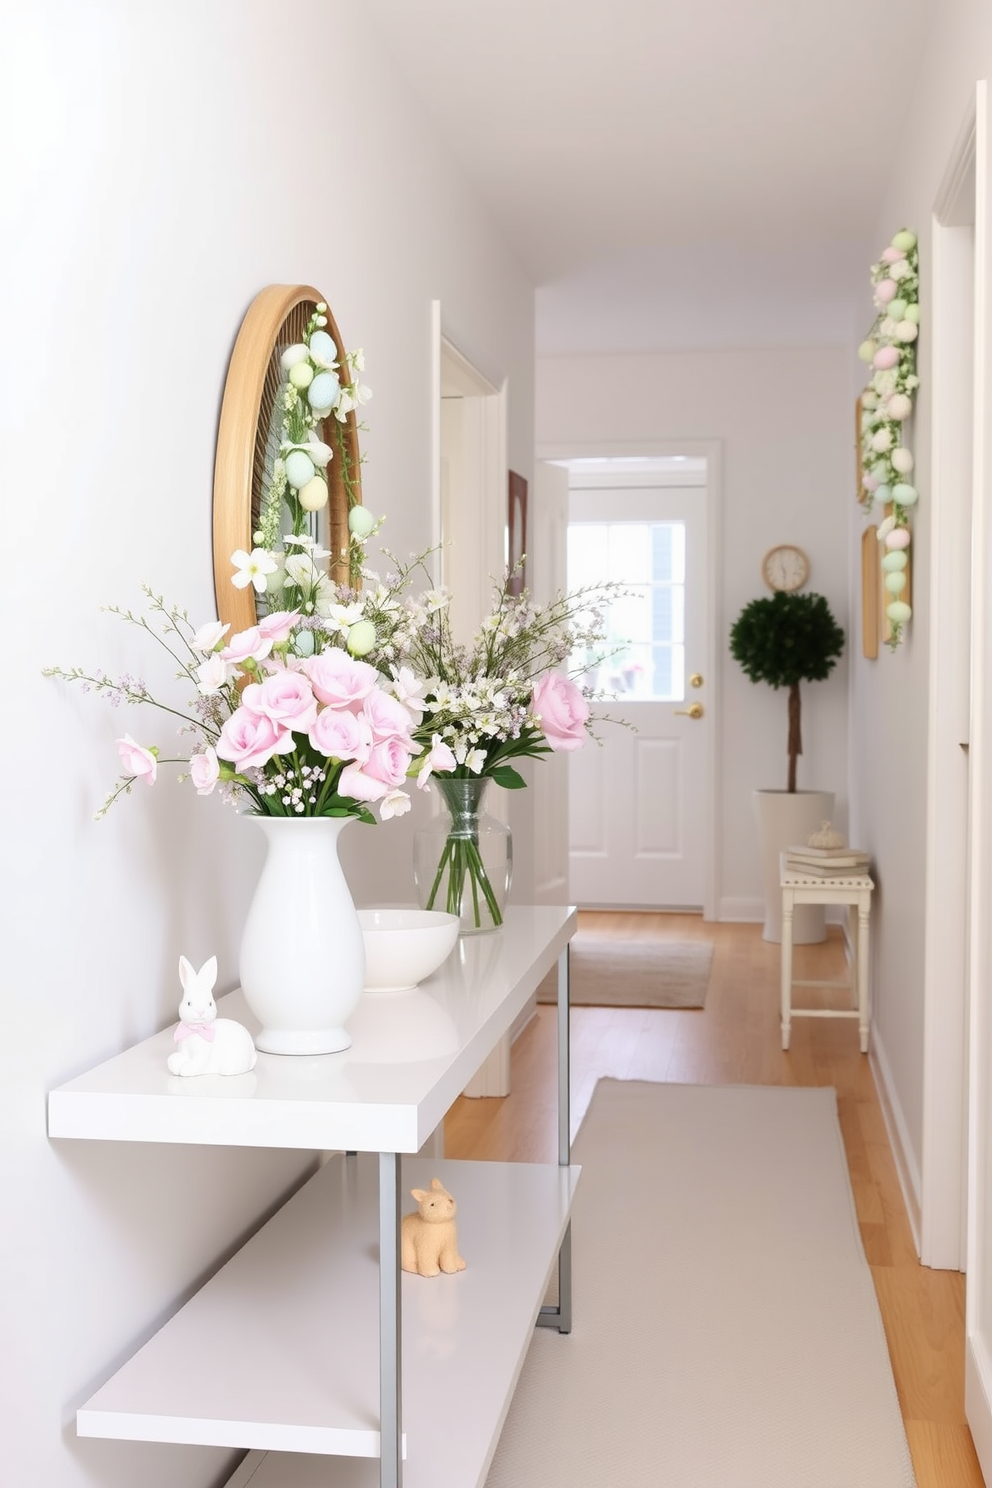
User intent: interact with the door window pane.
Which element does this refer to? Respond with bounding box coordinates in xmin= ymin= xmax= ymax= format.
xmin=568 ymin=521 xmax=686 ymax=701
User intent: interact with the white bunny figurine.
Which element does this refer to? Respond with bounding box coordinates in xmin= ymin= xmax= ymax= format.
xmin=167 ymin=955 xmax=257 ymax=1077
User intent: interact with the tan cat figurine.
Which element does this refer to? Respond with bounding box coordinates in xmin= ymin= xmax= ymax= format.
xmin=401 ymin=1177 xmax=467 ymax=1277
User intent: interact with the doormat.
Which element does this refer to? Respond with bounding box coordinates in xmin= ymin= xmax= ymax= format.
xmin=536 ymin=935 xmax=713 ymax=1008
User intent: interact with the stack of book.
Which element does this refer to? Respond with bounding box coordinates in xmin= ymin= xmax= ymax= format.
xmin=785 ymin=844 xmax=871 ymax=877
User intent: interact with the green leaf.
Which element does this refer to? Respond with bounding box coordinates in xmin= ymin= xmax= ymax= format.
xmin=489 ymin=765 xmax=527 ymax=790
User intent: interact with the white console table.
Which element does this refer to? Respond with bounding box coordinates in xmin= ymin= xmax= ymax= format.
xmin=48 ymin=905 xmax=579 ymax=1488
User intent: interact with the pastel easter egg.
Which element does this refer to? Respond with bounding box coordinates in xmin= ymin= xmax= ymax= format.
xmin=348 ymin=505 xmax=377 ymax=539
xmin=280 ymin=342 xmax=309 ymax=370
xmin=881 ymin=246 xmax=906 ymax=263
xmin=876 ymin=278 xmax=899 ymax=303
xmin=891 ymin=448 xmax=915 ymax=474
xmin=874 ymin=483 xmax=892 ymax=505
xmin=858 ymin=339 xmax=876 ymax=363
xmin=871 ymin=427 xmax=893 ymax=453
xmin=862 ymin=473 xmax=879 ymax=492
xmin=887 ymin=600 xmax=912 ymax=624
xmin=308 ymin=371 xmax=340 ymax=409
xmin=893 ymin=482 xmax=919 ymax=507
xmin=882 ymin=550 xmax=908 ymax=572
xmin=293 ymin=629 xmax=315 ymax=658
xmin=904 ymin=304 xmax=920 ymax=324
xmin=346 ymin=620 xmax=377 ymax=657
xmin=308 ymin=330 xmax=338 ymax=366
xmin=888 ymin=393 xmax=912 ymax=420
xmin=896 ymin=320 xmax=918 ymax=342
xmin=284 ymin=450 xmax=316 ymax=489
xmin=871 ymin=461 xmax=890 ymax=482
xmin=892 ymin=230 xmax=918 ymax=252
xmin=885 ymin=571 xmax=907 ymax=595
xmin=289 ymin=361 xmax=314 ymax=389
xmin=873 ymin=345 xmax=900 ymax=370
xmin=887 ymin=299 xmax=908 ymax=321
xmin=299 ymin=476 xmax=329 ymax=512
xmin=886 ymin=528 xmax=912 ymax=551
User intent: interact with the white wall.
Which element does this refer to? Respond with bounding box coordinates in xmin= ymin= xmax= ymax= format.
xmin=536 ymin=345 xmax=852 ymax=919
xmin=0 ymin=3 xmax=533 ymax=1483
xmin=847 ymin=0 xmax=992 ymax=1217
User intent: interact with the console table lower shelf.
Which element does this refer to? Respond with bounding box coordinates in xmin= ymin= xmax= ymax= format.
xmin=78 ymin=1152 xmax=580 ymax=1488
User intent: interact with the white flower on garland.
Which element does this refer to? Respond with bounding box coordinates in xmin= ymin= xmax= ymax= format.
xmin=857 ymin=228 xmax=920 ymax=650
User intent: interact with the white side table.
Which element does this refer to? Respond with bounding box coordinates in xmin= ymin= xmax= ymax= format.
xmin=779 ymin=855 xmax=874 ymax=1054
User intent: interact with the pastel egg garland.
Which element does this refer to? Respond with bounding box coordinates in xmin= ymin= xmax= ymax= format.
xmin=858 ymin=229 xmax=920 ymax=650
xmin=254 ymin=305 xmax=373 ymax=588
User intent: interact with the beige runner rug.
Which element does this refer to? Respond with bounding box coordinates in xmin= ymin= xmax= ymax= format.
xmin=536 ymin=935 xmax=713 ymax=1008
xmin=486 ymin=1080 xmax=916 ymax=1488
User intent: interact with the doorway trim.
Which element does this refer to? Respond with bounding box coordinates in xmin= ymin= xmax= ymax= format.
xmin=536 ymin=436 xmax=722 ymax=922
xmin=923 ymin=91 xmax=980 ymax=1271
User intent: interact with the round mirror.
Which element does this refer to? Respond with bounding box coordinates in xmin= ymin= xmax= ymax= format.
xmin=212 ymin=284 xmax=364 ymax=632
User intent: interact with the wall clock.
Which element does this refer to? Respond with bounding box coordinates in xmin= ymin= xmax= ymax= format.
xmin=761 ymin=544 xmax=810 ymax=593
xmin=212 ymin=284 xmax=364 ymax=633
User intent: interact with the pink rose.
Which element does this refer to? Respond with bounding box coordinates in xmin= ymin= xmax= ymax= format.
xmin=189 ymin=747 xmax=220 ymax=795
xmin=338 ymin=761 xmax=390 ymax=802
xmin=302 ymin=649 xmax=378 ymax=708
xmin=257 ymin=609 xmax=300 ymax=644
xmin=242 ymin=670 xmax=318 ymax=733
xmin=363 ymin=687 xmax=415 ymax=744
xmin=117 ymin=734 xmax=157 ymax=783
xmin=216 ymin=707 xmax=292 ymax=770
xmin=309 ymin=706 xmax=372 ymax=761
xmin=220 ymin=626 xmax=273 ymax=665
xmin=532 ymin=673 xmax=590 ymax=752
xmin=340 ymin=737 xmax=413 ymax=802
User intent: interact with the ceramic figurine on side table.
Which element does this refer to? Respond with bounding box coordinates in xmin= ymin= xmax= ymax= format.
xmin=401 ymin=1177 xmax=466 ymax=1277
xmin=167 ymin=955 xmax=257 ymax=1077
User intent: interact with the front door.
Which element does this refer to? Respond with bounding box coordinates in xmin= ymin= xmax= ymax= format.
xmin=567 ymin=478 xmax=710 ymax=909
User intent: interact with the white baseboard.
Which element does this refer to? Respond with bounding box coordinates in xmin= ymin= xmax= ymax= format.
xmin=966 ymin=1336 xmax=992 ymax=1486
xmin=718 ymin=896 xmax=764 ymax=922
xmin=869 ymin=1028 xmax=923 ymax=1256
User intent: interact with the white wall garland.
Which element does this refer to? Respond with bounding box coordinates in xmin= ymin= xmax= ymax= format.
xmin=858 ymin=229 xmax=920 ymax=651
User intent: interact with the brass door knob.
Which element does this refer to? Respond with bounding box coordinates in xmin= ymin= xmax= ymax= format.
xmin=674 ymin=703 xmax=704 ymax=720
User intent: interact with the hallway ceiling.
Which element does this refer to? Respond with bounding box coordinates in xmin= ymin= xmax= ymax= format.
xmin=364 ymin=0 xmax=937 ymax=353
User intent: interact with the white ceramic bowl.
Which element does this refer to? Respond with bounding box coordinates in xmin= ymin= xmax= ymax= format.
xmin=358 ymin=908 xmax=460 ymax=992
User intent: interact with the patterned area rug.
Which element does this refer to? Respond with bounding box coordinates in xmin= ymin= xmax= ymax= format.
xmin=536 ymin=935 xmax=713 ymax=1008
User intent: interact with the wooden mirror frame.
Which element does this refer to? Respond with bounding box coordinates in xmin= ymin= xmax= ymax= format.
xmin=212 ymin=284 xmax=363 ymax=632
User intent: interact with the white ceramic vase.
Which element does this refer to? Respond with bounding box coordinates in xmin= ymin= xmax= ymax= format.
xmin=752 ymin=789 xmax=835 ymax=944
xmin=239 ymin=816 xmax=365 ymax=1055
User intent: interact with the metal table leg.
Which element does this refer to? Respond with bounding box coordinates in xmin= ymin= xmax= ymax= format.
xmin=379 ymin=1151 xmax=402 ymax=1488
xmin=538 ymin=943 xmax=572 ymax=1334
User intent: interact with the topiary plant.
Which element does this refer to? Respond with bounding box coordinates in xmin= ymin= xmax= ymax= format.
xmin=729 ymin=591 xmax=845 ymax=793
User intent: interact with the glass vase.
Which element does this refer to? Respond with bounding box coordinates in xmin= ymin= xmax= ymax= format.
xmin=413 ymin=777 xmax=512 ymax=934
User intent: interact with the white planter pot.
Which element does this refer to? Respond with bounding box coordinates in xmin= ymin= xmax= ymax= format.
xmin=239 ymin=815 xmax=365 ymax=1054
xmin=752 ymin=789 xmax=835 ymax=944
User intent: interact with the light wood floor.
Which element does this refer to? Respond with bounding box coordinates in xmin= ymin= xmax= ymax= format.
xmin=444 ymin=911 xmax=985 ymax=1488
